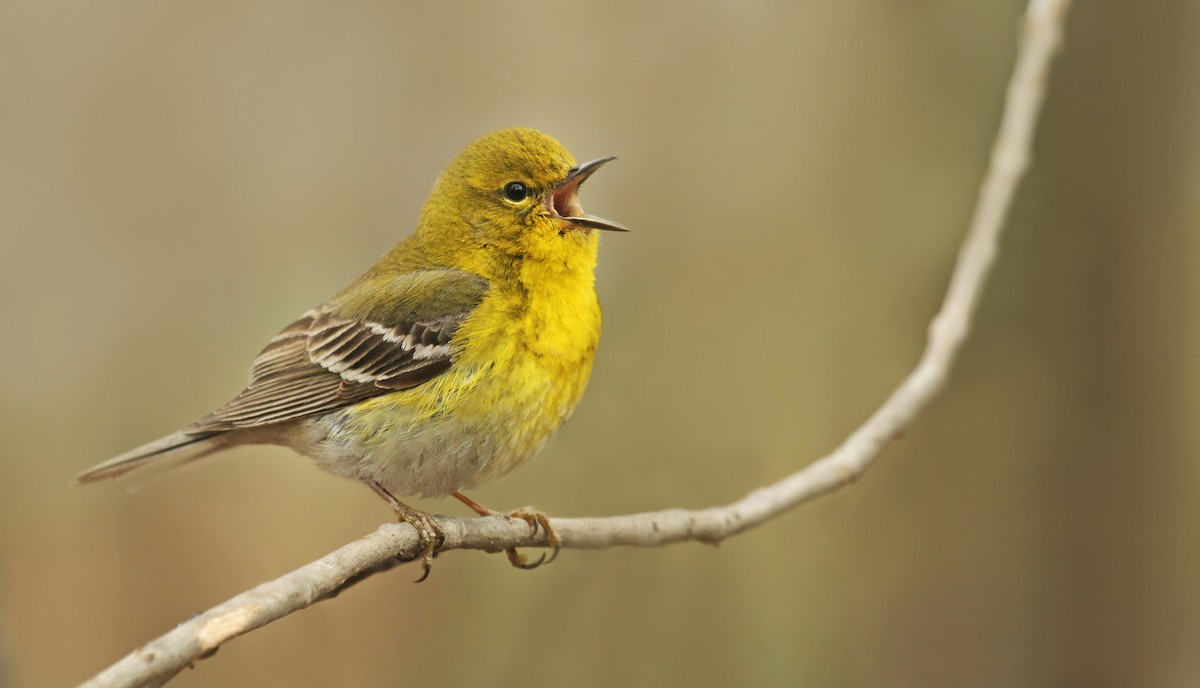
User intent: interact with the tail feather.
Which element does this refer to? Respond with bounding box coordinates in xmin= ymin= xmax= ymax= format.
xmin=74 ymin=431 xmax=224 ymax=484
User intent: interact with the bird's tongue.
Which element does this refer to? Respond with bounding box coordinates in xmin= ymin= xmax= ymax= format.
xmin=553 ymin=180 xmax=586 ymax=219
xmin=550 ymin=156 xmax=628 ymax=232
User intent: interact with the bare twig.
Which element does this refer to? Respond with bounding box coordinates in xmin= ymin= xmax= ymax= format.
xmin=78 ymin=2 xmax=1072 ymax=686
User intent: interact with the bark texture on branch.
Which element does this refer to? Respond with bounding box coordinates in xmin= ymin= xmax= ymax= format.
xmin=79 ymin=1 xmax=1072 ymax=686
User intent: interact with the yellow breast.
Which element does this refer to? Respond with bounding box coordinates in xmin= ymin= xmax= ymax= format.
xmin=452 ymin=255 xmax=602 ymax=456
xmin=333 ymin=252 xmax=601 ymax=497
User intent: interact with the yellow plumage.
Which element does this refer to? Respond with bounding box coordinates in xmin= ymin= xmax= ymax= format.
xmin=76 ymin=128 xmax=623 ymax=573
xmin=320 ymin=245 xmax=603 ymax=498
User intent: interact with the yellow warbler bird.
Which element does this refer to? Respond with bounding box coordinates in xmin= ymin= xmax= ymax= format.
xmin=75 ymin=128 xmax=624 ymax=578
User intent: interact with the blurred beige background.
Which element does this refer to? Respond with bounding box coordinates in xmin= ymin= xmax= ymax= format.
xmin=2 ymin=1 xmax=1199 ymax=686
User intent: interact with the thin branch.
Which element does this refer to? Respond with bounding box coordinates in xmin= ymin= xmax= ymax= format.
xmin=78 ymin=2 xmax=1072 ymax=686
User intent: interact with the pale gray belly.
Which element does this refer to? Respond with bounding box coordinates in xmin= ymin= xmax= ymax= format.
xmin=288 ymin=409 xmax=550 ymax=499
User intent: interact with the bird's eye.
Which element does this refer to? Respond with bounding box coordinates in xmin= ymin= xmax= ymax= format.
xmin=503 ymin=181 xmax=529 ymax=202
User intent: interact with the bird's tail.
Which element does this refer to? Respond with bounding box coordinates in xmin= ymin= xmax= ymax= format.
xmin=73 ymin=430 xmax=225 ymax=484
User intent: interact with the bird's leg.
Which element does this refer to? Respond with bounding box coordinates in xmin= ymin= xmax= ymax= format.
xmin=451 ymin=491 xmax=560 ymax=570
xmin=367 ymin=480 xmax=443 ymax=583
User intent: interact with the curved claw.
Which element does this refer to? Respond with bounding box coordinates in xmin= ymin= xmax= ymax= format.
xmin=506 ymin=504 xmax=561 ymax=569
xmin=407 ymin=513 xmax=445 ymax=582
xmin=510 ymin=508 xmax=562 ymax=567
xmin=413 ymin=561 xmax=433 ymax=583
xmin=368 ymin=480 xmax=444 ymax=583
xmin=450 ymin=492 xmax=561 ymax=571
xmin=506 ymin=548 xmax=547 ymax=570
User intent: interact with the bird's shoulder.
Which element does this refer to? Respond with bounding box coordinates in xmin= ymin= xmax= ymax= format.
xmin=331 ymin=266 xmax=491 ymax=325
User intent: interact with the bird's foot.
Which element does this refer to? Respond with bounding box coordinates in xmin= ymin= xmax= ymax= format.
xmin=452 ymin=492 xmax=561 ymax=570
xmin=368 ymin=481 xmax=443 ymax=582
xmin=503 ymin=506 xmax=561 ymax=569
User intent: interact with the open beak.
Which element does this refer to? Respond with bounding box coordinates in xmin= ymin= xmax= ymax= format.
xmin=548 ymin=156 xmax=628 ymax=232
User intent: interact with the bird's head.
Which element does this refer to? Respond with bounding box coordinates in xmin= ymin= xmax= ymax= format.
xmin=416 ymin=128 xmax=623 ymax=274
